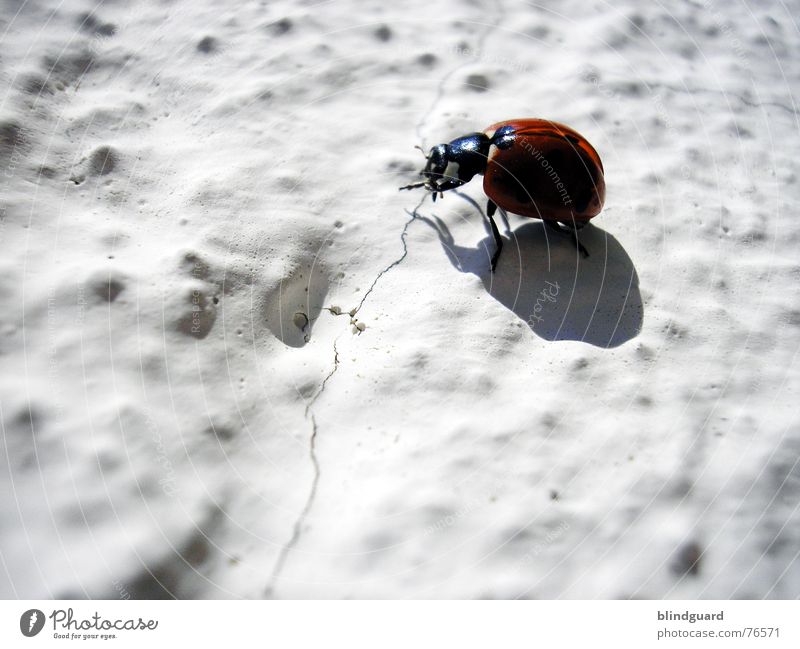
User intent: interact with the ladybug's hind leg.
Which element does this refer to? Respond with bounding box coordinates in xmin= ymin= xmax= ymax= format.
xmin=545 ymin=220 xmax=589 ymax=258
xmin=486 ymin=200 xmax=504 ymax=272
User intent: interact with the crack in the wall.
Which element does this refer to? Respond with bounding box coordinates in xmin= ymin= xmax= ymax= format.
xmin=304 ymin=340 xmax=340 ymax=417
xmin=265 ymin=413 xmax=320 ymax=597
xmin=266 ymin=337 xmax=341 ymax=595
xmin=647 ymin=81 xmax=798 ymax=117
xmin=265 ymin=4 xmax=505 ymax=596
xmin=353 ymin=205 xmax=420 ymax=315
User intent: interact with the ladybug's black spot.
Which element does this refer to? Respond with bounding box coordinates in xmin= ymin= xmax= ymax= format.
xmin=547 ymin=149 xmax=566 ymax=170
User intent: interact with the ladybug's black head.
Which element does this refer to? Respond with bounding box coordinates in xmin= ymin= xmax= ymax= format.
xmin=400 ymin=132 xmax=491 ymax=197
xmin=421 ymin=144 xmax=449 ymax=185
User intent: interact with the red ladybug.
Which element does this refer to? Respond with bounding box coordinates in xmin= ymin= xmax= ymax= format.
xmin=400 ymin=118 xmax=605 ymax=270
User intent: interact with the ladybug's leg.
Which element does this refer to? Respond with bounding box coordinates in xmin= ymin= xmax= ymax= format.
xmin=435 ymin=178 xmax=464 ymax=193
xmin=398 ymin=181 xmax=429 ymax=191
xmin=498 ymin=206 xmax=511 ymax=236
xmin=545 ymin=220 xmax=589 ymax=258
xmin=486 ymin=199 xmax=503 ymax=271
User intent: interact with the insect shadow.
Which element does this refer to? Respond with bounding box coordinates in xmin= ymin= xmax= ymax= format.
xmin=418 ymin=199 xmax=643 ymax=348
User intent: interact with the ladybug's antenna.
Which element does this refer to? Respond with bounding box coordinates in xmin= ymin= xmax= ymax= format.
xmin=399 ymin=145 xmax=431 ymax=190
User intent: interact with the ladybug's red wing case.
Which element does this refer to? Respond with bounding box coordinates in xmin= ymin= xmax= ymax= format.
xmin=487 ymin=119 xmax=604 ymax=173
xmin=482 ymin=118 xmax=605 ymax=224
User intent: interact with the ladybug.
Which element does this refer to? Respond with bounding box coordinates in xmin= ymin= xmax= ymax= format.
xmin=400 ymin=119 xmax=605 ymax=270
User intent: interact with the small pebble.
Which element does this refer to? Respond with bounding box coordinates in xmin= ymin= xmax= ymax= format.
xmin=293 ymin=312 xmax=309 ymax=331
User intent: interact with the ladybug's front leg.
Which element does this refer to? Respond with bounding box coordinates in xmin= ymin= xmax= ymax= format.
xmin=429 ymin=177 xmax=464 ymax=202
xmin=486 ymin=199 xmax=503 ymax=272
